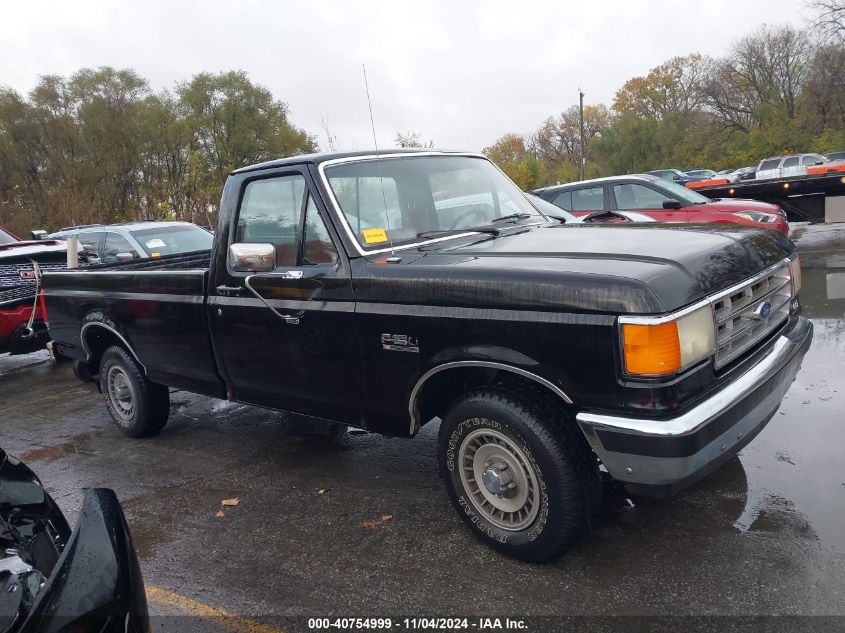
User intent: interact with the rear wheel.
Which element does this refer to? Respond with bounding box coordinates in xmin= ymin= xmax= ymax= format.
xmin=99 ymin=345 xmax=169 ymax=437
xmin=438 ymin=386 xmax=599 ymax=562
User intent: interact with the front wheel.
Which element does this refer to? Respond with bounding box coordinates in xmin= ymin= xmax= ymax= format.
xmin=99 ymin=345 xmax=170 ymax=437
xmin=438 ymin=386 xmax=599 ymax=562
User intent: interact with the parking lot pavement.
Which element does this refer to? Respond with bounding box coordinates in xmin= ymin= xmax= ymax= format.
xmin=2 ymin=244 xmax=844 ymax=628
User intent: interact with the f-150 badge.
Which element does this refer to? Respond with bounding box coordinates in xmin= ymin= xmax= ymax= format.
xmin=381 ymin=333 xmax=419 ymax=353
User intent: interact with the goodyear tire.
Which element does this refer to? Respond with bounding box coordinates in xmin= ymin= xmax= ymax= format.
xmin=99 ymin=345 xmax=170 ymax=437
xmin=438 ymin=386 xmax=599 ymax=562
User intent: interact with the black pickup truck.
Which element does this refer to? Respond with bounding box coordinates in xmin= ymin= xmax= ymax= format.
xmin=43 ymin=150 xmax=812 ymax=561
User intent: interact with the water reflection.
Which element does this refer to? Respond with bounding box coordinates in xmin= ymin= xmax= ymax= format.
xmin=799 ymin=266 xmax=845 ymax=319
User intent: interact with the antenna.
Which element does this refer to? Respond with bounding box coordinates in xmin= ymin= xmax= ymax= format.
xmin=362 ymin=63 xmax=397 ymax=260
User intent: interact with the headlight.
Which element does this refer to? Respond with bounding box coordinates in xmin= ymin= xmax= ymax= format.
xmin=789 ymin=256 xmax=801 ymax=297
xmin=620 ymin=303 xmax=715 ymax=376
xmin=733 ymin=211 xmax=778 ymax=223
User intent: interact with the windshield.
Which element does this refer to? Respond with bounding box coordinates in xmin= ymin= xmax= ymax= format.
xmin=324 ymin=155 xmax=545 ymax=250
xmin=526 ymin=194 xmax=577 ymax=222
xmin=130 ymin=224 xmax=213 ymax=256
xmin=0 ymin=228 xmax=17 ymax=245
xmin=650 ymin=178 xmax=711 ymax=205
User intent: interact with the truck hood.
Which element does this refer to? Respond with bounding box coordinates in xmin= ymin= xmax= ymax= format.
xmin=357 ymin=223 xmax=795 ymax=315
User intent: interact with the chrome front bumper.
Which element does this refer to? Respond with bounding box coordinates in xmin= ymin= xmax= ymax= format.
xmin=576 ymin=316 xmax=813 ymax=497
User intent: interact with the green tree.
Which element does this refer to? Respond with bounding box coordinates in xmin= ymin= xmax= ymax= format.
xmin=482 ymin=134 xmax=544 ymax=190
xmin=177 ymin=70 xmax=315 ymax=209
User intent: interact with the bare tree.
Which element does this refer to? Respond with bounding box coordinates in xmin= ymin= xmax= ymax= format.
xmin=395 ymin=130 xmax=434 ymax=148
xmin=320 ymin=114 xmax=338 ymax=152
xmin=808 ymin=0 xmax=845 ymax=42
xmin=703 ymin=25 xmax=811 ymax=130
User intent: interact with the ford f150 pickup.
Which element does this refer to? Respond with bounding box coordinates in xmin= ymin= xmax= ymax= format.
xmin=42 ymin=150 xmax=812 ymax=561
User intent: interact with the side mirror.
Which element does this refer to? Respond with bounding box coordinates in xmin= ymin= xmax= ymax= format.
xmin=115 ymin=252 xmax=135 ymax=262
xmin=663 ymin=200 xmax=682 ymax=209
xmin=672 ymin=175 xmax=681 ymax=181
xmin=228 ymin=243 xmax=276 ymax=272
xmin=31 ymin=230 xmax=48 ymax=240
xmin=813 ymin=160 xmax=824 ymax=166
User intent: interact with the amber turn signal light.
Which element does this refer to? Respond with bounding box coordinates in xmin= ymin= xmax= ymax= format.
xmin=622 ymin=322 xmax=682 ymax=376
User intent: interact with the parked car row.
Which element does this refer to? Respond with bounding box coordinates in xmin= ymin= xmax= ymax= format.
xmin=648 ymin=149 xmax=845 ymax=186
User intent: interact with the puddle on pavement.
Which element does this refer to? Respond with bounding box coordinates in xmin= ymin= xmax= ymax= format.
xmin=800 ymin=265 xmax=845 ymax=319
xmin=20 ymin=432 xmax=95 ymax=462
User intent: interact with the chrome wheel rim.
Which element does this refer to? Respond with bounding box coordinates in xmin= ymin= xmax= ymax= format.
xmin=107 ymin=366 xmax=135 ymax=422
xmin=458 ymin=427 xmax=540 ymax=531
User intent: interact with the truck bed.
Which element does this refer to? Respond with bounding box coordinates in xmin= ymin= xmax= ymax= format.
xmin=43 ymin=250 xmax=225 ymax=397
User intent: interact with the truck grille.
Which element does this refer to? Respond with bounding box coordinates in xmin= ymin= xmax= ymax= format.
xmin=712 ymin=261 xmax=792 ymax=369
xmin=0 ymin=262 xmax=66 ymax=305
xmin=0 ymin=286 xmax=37 ymax=305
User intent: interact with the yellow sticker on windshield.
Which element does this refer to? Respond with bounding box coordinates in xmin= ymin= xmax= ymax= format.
xmin=362 ymin=228 xmax=388 ymax=244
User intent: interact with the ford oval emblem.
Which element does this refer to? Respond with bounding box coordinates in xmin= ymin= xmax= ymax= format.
xmin=753 ymin=301 xmax=772 ymax=320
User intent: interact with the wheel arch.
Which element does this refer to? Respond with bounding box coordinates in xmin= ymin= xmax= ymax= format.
xmin=408 ymin=360 xmax=575 ymax=435
xmin=80 ymin=321 xmax=145 ymax=374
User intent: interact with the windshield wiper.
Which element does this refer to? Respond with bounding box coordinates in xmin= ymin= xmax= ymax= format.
xmin=416 ymin=229 xmax=463 ymax=238
xmin=491 ymin=213 xmax=534 ymax=223
xmin=417 ymin=226 xmax=503 ymax=238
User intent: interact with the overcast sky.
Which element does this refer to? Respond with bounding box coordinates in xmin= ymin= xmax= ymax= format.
xmin=1 ymin=0 xmax=808 ymax=153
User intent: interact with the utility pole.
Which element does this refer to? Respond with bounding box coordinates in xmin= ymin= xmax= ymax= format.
xmin=578 ymin=88 xmax=585 ymax=181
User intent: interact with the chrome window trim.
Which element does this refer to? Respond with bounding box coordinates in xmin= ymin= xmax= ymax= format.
xmin=80 ymin=322 xmax=146 ymax=372
xmin=317 ymin=152 xmax=539 ymax=257
xmin=407 ymin=360 xmax=573 ymax=435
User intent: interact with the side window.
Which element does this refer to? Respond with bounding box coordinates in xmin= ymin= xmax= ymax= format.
xmin=102 ymin=232 xmax=139 ymax=262
xmin=553 ymin=191 xmax=572 ymax=210
xmin=782 ymin=156 xmax=800 ymax=168
xmin=76 ymin=231 xmax=103 ymax=257
xmin=77 ymin=232 xmax=101 ymax=254
xmin=759 ymin=159 xmax=780 ymax=170
xmin=802 ymin=154 xmax=824 ymax=165
xmin=302 ymin=196 xmax=338 ymax=266
xmin=570 ymin=187 xmax=604 ymax=212
xmin=237 ymin=174 xmax=306 ymax=267
xmin=612 ymin=184 xmax=671 ymax=210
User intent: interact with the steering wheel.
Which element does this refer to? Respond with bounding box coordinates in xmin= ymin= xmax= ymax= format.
xmin=449 ymin=207 xmax=490 ymax=230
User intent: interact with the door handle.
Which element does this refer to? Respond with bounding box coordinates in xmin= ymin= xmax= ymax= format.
xmin=216 ymin=284 xmax=244 ymax=297
xmin=243 ymin=275 xmax=303 ymax=326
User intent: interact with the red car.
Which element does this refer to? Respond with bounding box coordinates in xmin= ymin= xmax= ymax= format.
xmin=1 ymin=227 xmax=68 ymax=355
xmin=533 ymin=174 xmax=789 ymax=235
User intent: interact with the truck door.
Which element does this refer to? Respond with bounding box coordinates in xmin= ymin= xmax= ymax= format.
xmin=208 ymin=168 xmax=360 ymax=422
